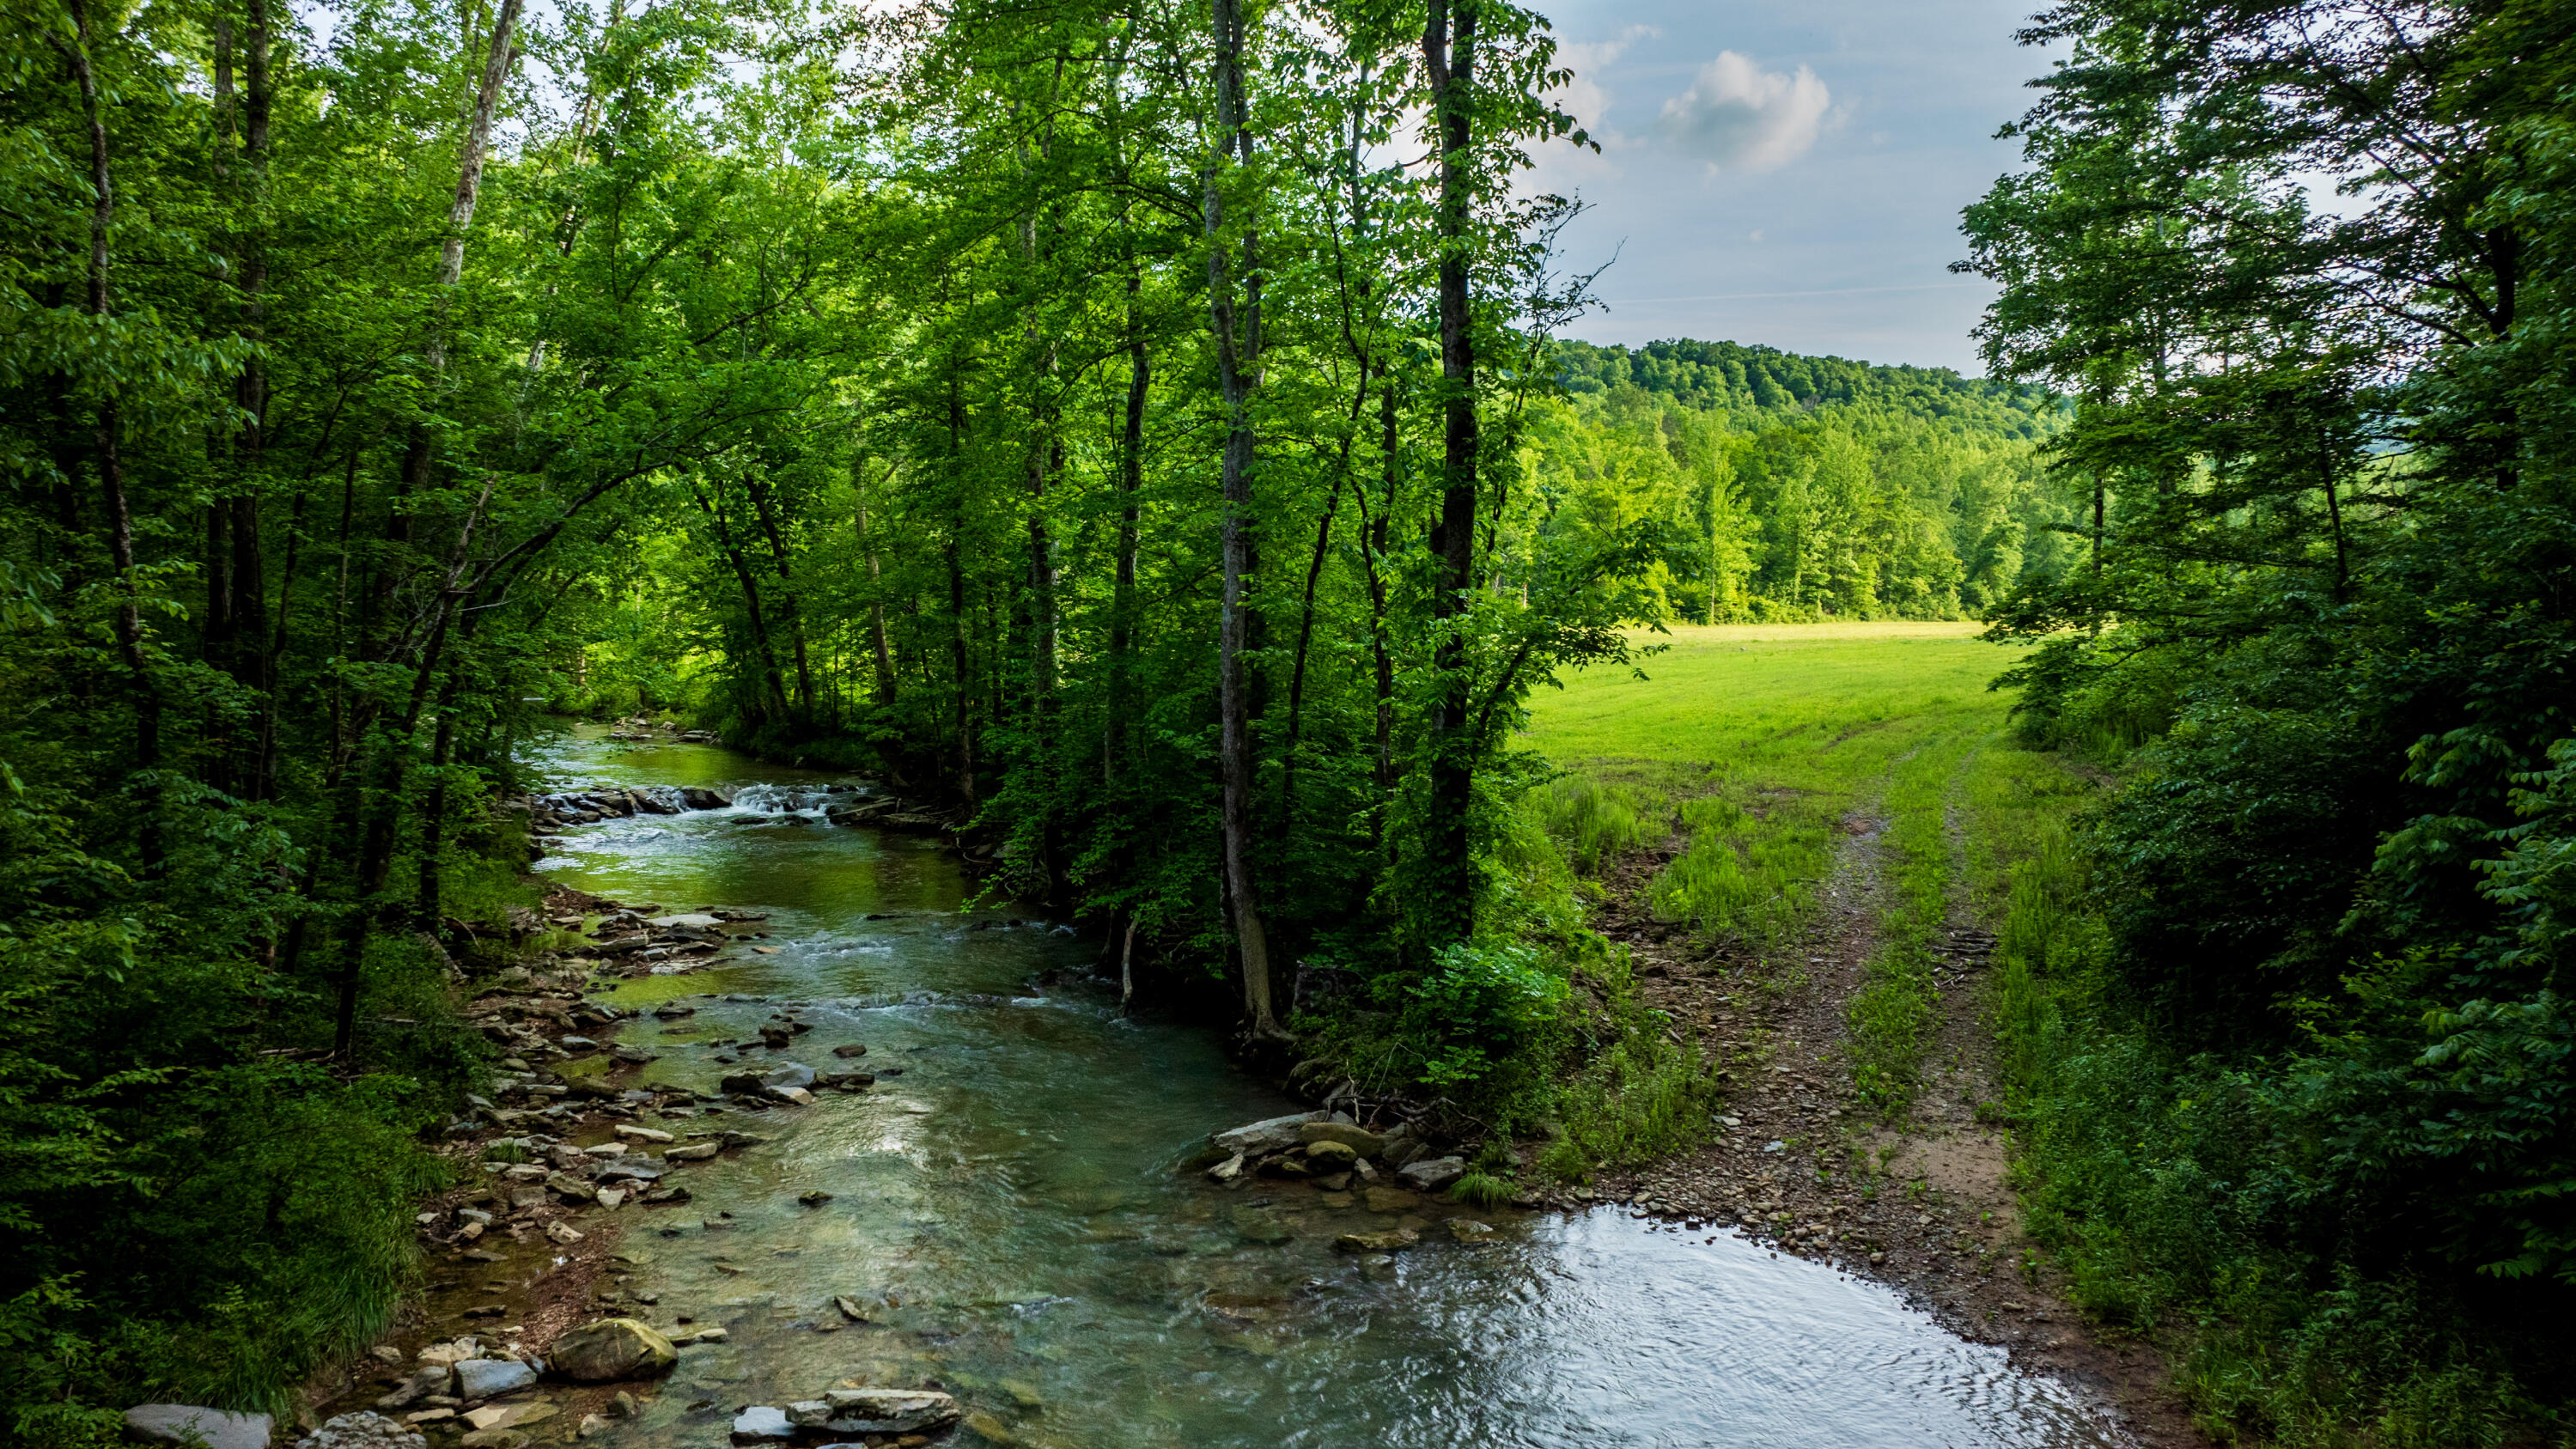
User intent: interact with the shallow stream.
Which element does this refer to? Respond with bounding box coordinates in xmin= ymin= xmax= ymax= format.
xmin=522 ymin=726 xmax=2126 ymax=1448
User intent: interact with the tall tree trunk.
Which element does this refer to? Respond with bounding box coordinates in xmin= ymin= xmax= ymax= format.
xmin=57 ymin=0 xmax=161 ymax=865
xmin=222 ymin=0 xmax=272 ymax=693
xmin=254 ymin=482 xmax=309 ymax=801
xmin=1423 ymin=0 xmax=1480 ymax=938
xmin=1282 ymin=367 xmax=1366 ymax=834
xmin=945 ymin=373 xmax=977 ymax=805
xmin=691 ymin=478 xmax=791 ymax=722
xmin=1367 ymin=380 xmax=1398 ymax=794
xmin=414 ymin=677 xmax=461 ymax=925
xmin=853 ymin=464 xmax=897 ymax=705
xmin=1206 ymin=0 xmax=1280 ymax=1038
xmin=741 ymin=470 xmax=814 ymax=721
xmin=1107 ymin=274 xmax=1148 ymax=784
xmin=394 ymin=0 xmax=522 ymax=551
xmin=333 ymin=483 xmax=491 ymax=1059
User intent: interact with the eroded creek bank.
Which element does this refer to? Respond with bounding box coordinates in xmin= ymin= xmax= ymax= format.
xmin=311 ymin=725 xmax=2139 ymax=1449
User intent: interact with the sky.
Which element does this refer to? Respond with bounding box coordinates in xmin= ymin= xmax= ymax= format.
xmin=1525 ymin=0 xmax=2059 ymax=375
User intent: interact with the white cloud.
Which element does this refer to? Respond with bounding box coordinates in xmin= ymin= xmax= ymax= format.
xmin=1656 ymin=52 xmax=1830 ymax=174
xmin=1556 ymin=25 xmax=1658 ymax=137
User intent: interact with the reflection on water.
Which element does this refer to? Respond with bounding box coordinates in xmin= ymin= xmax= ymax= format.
xmin=527 ymin=725 xmax=2127 ymax=1449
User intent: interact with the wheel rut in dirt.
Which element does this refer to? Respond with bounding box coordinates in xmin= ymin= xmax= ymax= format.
xmin=1586 ymin=769 xmax=2212 ymax=1449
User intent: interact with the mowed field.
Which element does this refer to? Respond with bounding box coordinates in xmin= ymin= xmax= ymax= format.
xmin=1527 ymin=621 xmax=2013 ymax=775
xmin=1524 ymin=621 xmax=2091 ymax=1105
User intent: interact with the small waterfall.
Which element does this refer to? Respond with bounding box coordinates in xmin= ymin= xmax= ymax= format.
xmin=729 ymin=783 xmax=851 ymax=816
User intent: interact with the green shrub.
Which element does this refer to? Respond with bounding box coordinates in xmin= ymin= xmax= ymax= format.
xmin=1402 ymin=941 xmax=1570 ymax=1088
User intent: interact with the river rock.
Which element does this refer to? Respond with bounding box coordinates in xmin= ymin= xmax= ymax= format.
xmin=546 ymin=1318 xmax=676 ymax=1382
xmin=544 ymin=1172 xmax=597 ymax=1202
xmin=1302 ymin=1139 xmax=1359 ymax=1168
xmin=1229 ymin=1205 xmax=1293 ymax=1245
xmin=1448 ymin=1219 xmax=1499 ymax=1244
xmin=647 ymin=913 xmax=723 ymax=929
xmin=124 ymin=1405 xmax=271 ymax=1449
xmin=375 ymin=1366 xmax=451 ymax=1410
xmin=663 ymin=1141 xmax=720 ymax=1161
xmin=820 ymin=1389 xmax=960 ymax=1434
xmin=1211 ymin=1111 xmax=1329 ymax=1157
xmin=1298 ymin=1122 xmax=1389 ymax=1157
xmin=1206 ymin=1153 xmax=1245 ymax=1184
xmin=784 ymin=1402 xmax=833 ymax=1428
xmin=718 ymin=1062 xmax=815 ymax=1098
xmin=454 ymin=1357 xmax=538 ymax=1398
xmin=304 ymin=1412 xmax=427 ymax=1449
xmin=461 ymin=1403 xmax=556 ymax=1434
xmin=1396 ymin=1156 xmax=1465 ymax=1191
xmin=1364 ymin=1186 xmax=1415 ymax=1213
xmin=417 ymin=1337 xmax=483 ymax=1367
xmin=1335 ymin=1227 xmax=1419 ymax=1252
xmin=831 ymin=1042 xmax=868 ymax=1057
xmin=729 ymin=1407 xmax=794 ymax=1443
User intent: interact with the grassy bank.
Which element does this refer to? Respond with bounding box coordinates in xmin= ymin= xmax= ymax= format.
xmin=1526 ymin=622 xmax=2037 ymax=1116
xmin=1518 ymin=621 xmax=2567 ymax=1447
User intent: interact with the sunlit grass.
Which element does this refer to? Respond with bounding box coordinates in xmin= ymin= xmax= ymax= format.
xmin=1526 ymin=622 xmax=2055 ymax=1113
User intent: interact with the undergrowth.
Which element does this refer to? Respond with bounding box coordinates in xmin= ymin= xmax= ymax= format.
xmin=1969 ymin=748 xmax=2570 ymax=1449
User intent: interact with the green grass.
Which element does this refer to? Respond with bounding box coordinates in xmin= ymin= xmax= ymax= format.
xmin=1524 ymin=624 xmax=2565 ymax=1446
xmin=1528 ymin=623 xmax=2048 ymax=1112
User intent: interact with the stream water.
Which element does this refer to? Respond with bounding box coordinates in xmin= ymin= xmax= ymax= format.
xmin=521 ymin=725 xmax=2128 ymax=1448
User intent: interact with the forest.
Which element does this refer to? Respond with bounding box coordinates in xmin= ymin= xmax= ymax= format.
xmin=1953 ymin=0 xmax=2576 ymax=1439
xmin=3 ymin=0 xmax=2571 ymax=1440
xmin=0 ymin=0 xmax=2063 ymax=1425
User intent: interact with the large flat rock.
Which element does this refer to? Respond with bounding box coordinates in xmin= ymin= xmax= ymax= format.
xmin=1211 ymin=1111 xmax=1327 ymax=1157
xmin=125 ymin=1404 xmax=271 ymax=1449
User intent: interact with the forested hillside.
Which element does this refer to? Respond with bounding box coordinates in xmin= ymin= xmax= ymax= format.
xmin=1517 ymin=340 xmax=2071 ymax=626
xmin=1559 ymin=338 xmax=2060 ymax=436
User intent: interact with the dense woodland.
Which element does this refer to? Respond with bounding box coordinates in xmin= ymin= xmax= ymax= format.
xmin=0 ymin=0 xmax=2072 ymax=1428
xmin=1962 ymin=0 xmax=2576 ymax=1439
xmin=3 ymin=0 xmax=2570 ymax=1437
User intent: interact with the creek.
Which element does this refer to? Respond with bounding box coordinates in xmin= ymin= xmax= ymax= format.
xmin=512 ymin=725 xmax=2126 ymax=1448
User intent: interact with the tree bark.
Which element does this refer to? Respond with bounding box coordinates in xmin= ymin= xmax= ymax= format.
xmin=1107 ymin=277 xmax=1148 ymax=784
xmin=1423 ymin=0 xmax=1480 ymax=937
xmin=741 ymin=470 xmax=815 ymax=721
xmin=227 ymin=0 xmax=272 ymax=692
xmin=853 ymin=463 xmax=897 ymax=705
xmin=1206 ymin=0 xmax=1281 ymax=1038
xmin=691 ymin=478 xmax=791 ymax=722
xmin=57 ymin=0 xmax=161 ymax=864
xmin=1282 ymin=367 xmax=1366 ymax=834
